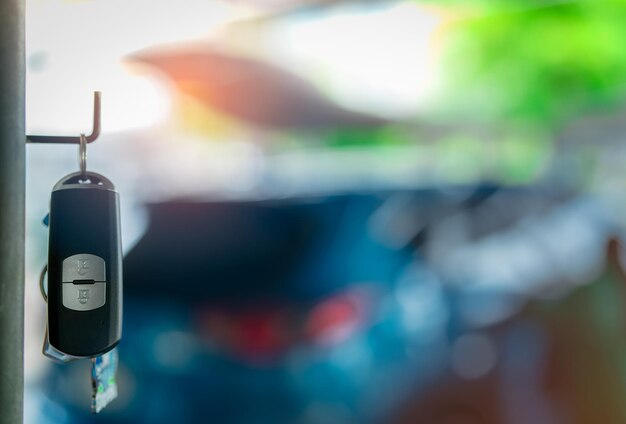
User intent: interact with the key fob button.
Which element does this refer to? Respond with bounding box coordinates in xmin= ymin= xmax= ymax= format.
xmin=62 ymin=254 xmax=106 ymax=282
xmin=62 ymin=282 xmax=106 ymax=311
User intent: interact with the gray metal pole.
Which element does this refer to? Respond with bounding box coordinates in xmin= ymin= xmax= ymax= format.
xmin=0 ymin=0 xmax=25 ymax=422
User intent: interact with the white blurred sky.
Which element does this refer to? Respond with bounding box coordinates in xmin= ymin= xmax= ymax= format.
xmin=26 ymin=0 xmax=443 ymax=135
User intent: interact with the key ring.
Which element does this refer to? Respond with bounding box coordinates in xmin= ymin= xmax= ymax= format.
xmin=39 ymin=264 xmax=48 ymax=302
xmin=79 ymin=134 xmax=87 ymax=175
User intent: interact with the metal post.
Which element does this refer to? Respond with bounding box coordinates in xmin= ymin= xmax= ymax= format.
xmin=0 ymin=0 xmax=25 ymax=422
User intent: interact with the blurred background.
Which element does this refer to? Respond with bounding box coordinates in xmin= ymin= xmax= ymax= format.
xmin=23 ymin=0 xmax=626 ymax=423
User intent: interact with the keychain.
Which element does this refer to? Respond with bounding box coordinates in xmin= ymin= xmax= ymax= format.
xmin=39 ymin=130 xmax=122 ymax=413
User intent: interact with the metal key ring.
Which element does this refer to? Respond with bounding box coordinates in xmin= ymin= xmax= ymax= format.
xmin=39 ymin=264 xmax=48 ymax=302
xmin=79 ymin=133 xmax=87 ymax=175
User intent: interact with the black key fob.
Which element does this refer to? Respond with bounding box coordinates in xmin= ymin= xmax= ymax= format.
xmin=47 ymin=171 xmax=122 ymax=358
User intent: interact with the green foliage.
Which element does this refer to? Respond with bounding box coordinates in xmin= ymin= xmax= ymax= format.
xmin=439 ymin=0 xmax=626 ymax=127
xmin=323 ymin=126 xmax=410 ymax=148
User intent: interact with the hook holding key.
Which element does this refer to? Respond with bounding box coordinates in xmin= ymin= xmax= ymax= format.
xmin=79 ymin=134 xmax=87 ymax=175
xmin=27 ymin=91 xmax=101 ymax=144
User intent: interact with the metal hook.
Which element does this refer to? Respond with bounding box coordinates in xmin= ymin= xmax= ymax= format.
xmin=26 ymin=91 xmax=101 ymax=144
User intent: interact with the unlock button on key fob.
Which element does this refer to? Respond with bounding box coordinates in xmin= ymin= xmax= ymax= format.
xmin=62 ymin=254 xmax=106 ymax=311
xmin=63 ymin=282 xmax=106 ymax=311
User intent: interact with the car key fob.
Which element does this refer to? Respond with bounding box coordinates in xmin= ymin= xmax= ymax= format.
xmin=46 ymin=171 xmax=122 ymax=358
